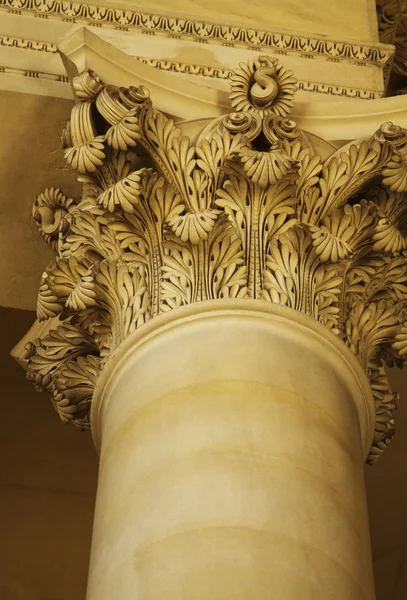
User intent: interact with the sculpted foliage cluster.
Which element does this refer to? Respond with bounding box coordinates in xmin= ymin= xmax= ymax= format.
xmin=27 ymin=57 xmax=407 ymax=462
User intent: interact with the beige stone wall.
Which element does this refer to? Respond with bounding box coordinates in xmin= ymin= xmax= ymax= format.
xmin=0 ymin=307 xmax=98 ymax=600
xmin=0 ymin=91 xmax=79 ymax=311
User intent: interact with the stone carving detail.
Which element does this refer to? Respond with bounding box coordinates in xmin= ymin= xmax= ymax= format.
xmin=135 ymin=56 xmax=381 ymax=100
xmin=376 ymin=0 xmax=401 ymax=45
xmin=27 ymin=59 xmax=407 ymax=463
xmin=394 ymin=2 xmax=407 ymax=79
xmin=377 ymin=0 xmax=407 ymax=92
xmin=0 ymin=34 xmax=383 ymax=100
xmin=0 ymin=0 xmax=393 ymax=68
xmin=229 ymin=57 xmax=297 ymax=115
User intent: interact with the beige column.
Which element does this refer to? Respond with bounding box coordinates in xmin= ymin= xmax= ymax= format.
xmin=16 ymin=49 xmax=407 ymax=600
xmin=87 ymin=300 xmax=375 ymax=600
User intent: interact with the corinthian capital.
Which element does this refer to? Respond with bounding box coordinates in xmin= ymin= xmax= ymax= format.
xmin=23 ymin=55 xmax=407 ymax=463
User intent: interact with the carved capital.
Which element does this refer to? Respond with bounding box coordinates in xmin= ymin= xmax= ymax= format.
xmin=377 ymin=0 xmax=407 ymax=92
xmin=377 ymin=0 xmax=402 ymax=45
xmin=24 ymin=58 xmax=407 ymax=463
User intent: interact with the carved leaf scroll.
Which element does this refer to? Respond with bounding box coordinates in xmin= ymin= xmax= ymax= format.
xmin=25 ymin=55 xmax=407 ymax=463
xmin=53 ymin=355 xmax=102 ymax=430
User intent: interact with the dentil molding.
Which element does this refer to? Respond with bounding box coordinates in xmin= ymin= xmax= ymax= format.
xmin=17 ymin=51 xmax=407 ymax=464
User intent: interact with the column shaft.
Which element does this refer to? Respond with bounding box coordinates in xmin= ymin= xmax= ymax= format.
xmin=87 ymin=301 xmax=375 ymax=600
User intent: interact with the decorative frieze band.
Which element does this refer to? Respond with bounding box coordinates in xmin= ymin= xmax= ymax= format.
xmin=0 ymin=0 xmax=393 ymax=67
xmin=0 ymin=34 xmax=57 ymax=53
xmin=135 ymin=56 xmax=382 ymax=99
xmin=24 ymin=57 xmax=407 ymax=465
xmin=0 ymin=35 xmax=383 ymax=101
xmin=0 ymin=35 xmax=68 ymax=90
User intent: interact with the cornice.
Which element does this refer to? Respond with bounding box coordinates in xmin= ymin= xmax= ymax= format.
xmin=0 ymin=34 xmax=70 ymax=95
xmin=0 ymin=64 xmax=68 ymax=81
xmin=135 ymin=56 xmax=382 ymax=100
xmin=0 ymin=34 xmax=383 ymax=101
xmin=56 ymin=29 xmax=407 ymax=141
xmin=0 ymin=34 xmax=58 ymax=53
xmin=0 ymin=0 xmax=394 ymax=68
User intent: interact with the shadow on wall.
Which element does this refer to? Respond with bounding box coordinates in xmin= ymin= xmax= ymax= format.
xmin=0 ymin=307 xmax=98 ymax=600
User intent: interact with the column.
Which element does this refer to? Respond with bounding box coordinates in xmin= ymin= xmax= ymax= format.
xmin=19 ymin=54 xmax=407 ymax=599
xmin=87 ymin=300 xmax=375 ymax=600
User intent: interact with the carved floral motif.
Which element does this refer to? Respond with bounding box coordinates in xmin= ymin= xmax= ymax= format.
xmin=27 ymin=58 xmax=407 ymax=463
